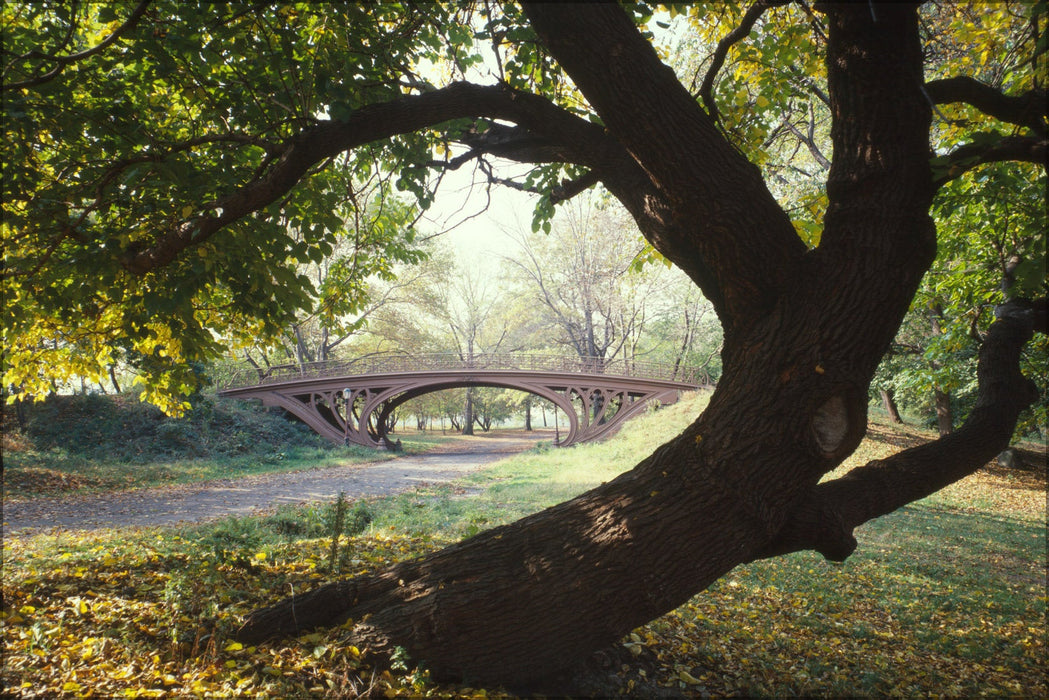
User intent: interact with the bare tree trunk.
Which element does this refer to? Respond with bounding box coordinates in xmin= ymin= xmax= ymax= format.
xmin=880 ymin=388 xmax=903 ymax=424
xmin=934 ymin=388 xmax=953 ymax=436
xmin=462 ymin=387 xmax=475 ymax=435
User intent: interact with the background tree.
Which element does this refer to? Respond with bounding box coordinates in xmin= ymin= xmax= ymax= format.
xmin=640 ymin=275 xmax=724 ymax=384
xmin=504 ymin=194 xmax=667 ymax=369
xmin=433 ymin=260 xmax=512 ymax=434
xmin=873 ymin=163 xmax=1047 ymax=438
xmin=235 ymin=183 xmax=425 ymax=373
xmin=4 ymin=0 xmax=1045 ymax=687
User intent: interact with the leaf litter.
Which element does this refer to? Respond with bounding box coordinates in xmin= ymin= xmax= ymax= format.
xmin=2 ymin=426 xmax=1045 ymax=697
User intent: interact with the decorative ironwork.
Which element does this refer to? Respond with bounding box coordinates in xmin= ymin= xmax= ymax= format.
xmin=218 ymin=353 xmax=702 ymax=448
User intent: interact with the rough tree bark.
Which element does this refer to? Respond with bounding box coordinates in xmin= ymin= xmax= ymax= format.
xmin=236 ymin=2 xmax=1045 ymax=687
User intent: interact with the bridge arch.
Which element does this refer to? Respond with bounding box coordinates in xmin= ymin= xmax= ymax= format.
xmin=217 ymin=354 xmax=700 ymax=449
xmin=370 ymin=379 xmax=581 ymax=445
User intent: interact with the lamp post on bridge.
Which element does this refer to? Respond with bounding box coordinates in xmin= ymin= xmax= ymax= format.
xmin=342 ymin=388 xmax=352 ymax=446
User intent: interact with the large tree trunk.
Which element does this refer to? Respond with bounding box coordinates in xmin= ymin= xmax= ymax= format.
xmin=462 ymin=387 xmax=475 ymax=436
xmin=237 ymin=3 xmax=1044 ymax=688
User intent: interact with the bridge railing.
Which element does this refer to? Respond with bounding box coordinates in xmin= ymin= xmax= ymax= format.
xmin=218 ymin=353 xmax=701 ymax=390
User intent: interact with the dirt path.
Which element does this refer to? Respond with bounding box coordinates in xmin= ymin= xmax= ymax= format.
xmin=2 ymin=431 xmax=551 ymax=536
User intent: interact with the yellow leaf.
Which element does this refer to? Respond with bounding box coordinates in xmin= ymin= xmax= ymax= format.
xmin=254 ymin=552 xmax=266 ymax=561
xmin=223 ymin=642 xmax=243 ymax=652
xmin=679 ymin=670 xmax=702 ymax=685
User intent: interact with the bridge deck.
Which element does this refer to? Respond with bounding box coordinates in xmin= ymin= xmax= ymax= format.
xmin=218 ymin=352 xmax=700 ymax=390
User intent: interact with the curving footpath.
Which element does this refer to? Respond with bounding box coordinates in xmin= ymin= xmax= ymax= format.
xmin=2 ymin=432 xmax=548 ymax=536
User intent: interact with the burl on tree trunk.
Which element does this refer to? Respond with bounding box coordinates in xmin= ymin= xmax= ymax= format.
xmin=237 ymin=3 xmax=1044 ymax=686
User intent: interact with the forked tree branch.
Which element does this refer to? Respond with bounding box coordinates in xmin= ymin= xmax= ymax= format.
xmin=756 ymin=297 xmax=1045 ymax=562
xmin=925 ymin=76 xmax=1047 ymax=135
xmin=932 ymin=135 xmax=1048 ymax=189
xmin=423 ymin=129 xmax=599 ymax=203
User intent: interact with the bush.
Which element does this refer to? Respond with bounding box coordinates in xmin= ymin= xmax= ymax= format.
xmin=14 ymin=392 xmax=330 ymax=464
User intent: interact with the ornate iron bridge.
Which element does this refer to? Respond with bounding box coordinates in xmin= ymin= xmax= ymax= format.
xmin=217 ymin=353 xmax=701 ymax=448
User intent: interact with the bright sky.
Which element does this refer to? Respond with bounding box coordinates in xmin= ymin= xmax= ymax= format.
xmin=418 ymin=157 xmax=537 ymax=272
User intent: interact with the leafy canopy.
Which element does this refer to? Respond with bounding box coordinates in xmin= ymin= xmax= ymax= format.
xmin=3 ymin=1 xmax=1045 ymax=413
xmin=3 ymin=2 xmax=454 ymax=411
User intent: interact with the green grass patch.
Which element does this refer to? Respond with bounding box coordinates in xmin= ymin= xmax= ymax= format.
xmin=2 ymin=390 xmax=1045 ymax=697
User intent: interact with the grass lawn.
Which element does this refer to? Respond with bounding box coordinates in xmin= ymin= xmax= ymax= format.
xmin=2 ymin=391 xmax=1045 ymax=697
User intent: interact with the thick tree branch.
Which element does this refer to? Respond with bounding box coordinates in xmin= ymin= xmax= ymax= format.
xmin=818 ymin=2 xmax=936 ymax=265
xmin=757 ymin=297 xmax=1045 ymax=562
xmin=458 ymin=122 xmax=575 ymax=164
xmin=119 ymin=82 xmax=614 ymax=275
xmin=117 ymin=77 xmax=730 ymax=316
xmin=799 ymin=3 xmax=939 ymax=390
xmin=925 ymin=76 xmax=1047 ymax=135
xmin=932 ymin=134 xmax=1048 ymax=189
xmin=523 ymin=2 xmax=805 ymax=335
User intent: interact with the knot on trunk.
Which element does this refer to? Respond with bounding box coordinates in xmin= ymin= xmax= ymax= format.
xmin=812 ymin=394 xmax=849 ymax=454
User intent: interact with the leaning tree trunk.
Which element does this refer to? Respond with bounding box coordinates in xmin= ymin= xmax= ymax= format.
xmin=880 ymin=388 xmax=904 ymax=424
xmin=238 ymin=3 xmax=1044 ymax=687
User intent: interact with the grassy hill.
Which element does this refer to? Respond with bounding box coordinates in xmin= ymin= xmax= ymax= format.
xmin=2 ymin=393 xmax=384 ymax=499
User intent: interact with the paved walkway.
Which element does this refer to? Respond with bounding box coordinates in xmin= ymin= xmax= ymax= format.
xmin=2 ymin=432 xmax=550 ymax=536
